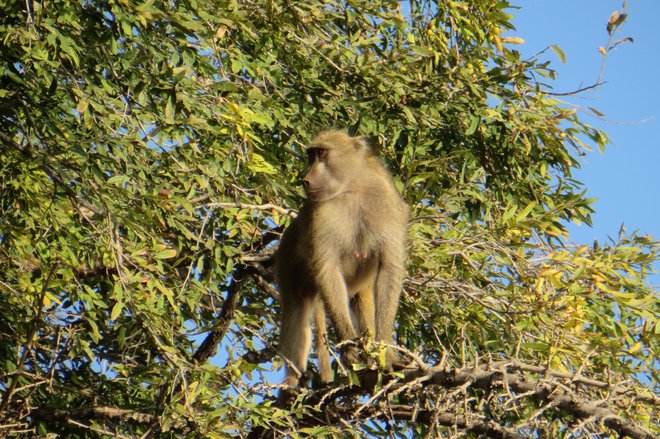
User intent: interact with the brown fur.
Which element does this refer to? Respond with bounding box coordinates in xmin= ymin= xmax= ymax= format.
xmin=275 ymin=130 xmax=408 ymax=392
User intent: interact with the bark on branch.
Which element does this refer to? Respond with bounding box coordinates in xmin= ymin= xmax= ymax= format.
xmin=30 ymin=406 xmax=156 ymax=424
xmin=419 ymin=363 xmax=655 ymax=439
xmin=262 ymin=357 xmax=657 ymax=439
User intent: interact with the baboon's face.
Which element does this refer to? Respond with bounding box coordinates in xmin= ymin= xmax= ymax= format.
xmin=302 ymin=133 xmax=366 ymax=202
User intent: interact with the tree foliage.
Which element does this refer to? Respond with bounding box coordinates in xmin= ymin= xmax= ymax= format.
xmin=0 ymin=0 xmax=657 ymax=437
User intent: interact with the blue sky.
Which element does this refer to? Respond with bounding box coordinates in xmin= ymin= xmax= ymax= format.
xmin=511 ymin=1 xmax=659 ymax=268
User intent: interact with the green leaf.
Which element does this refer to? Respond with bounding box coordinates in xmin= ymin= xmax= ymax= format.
xmin=466 ymin=115 xmax=479 ymax=135
xmin=522 ymin=342 xmax=550 ymax=352
xmin=516 ymin=201 xmax=536 ymax=221
xmin=155 ymin=248 xmax=177 ymax=259
xmin=110 ymin=301 xmax=123 ymax=320
xmin=165 ymin=93 xmax=176 ymax=123
xmin=249 ymin=112 xmax=274 ymax=128
xmin=549 ymin=44 xmax=566 ymax=63
xmin=107 ymin=175 xmax=130 ymax=186
xmin=412 ymin=46 xmax=434 ymax=57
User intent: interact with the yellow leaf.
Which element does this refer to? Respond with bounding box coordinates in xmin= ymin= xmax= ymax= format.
xmin=226 ymin=100 xmax=240 ymax=114
xmin=216 ymin=26 xmax=228 ymax=40
xmin=608 ymin=10 xmax=619 ymax=26
xmin=501 ymin=37 xmax=525 ymax=45
xmin=76 ymin=99 xmax=89 ymax=114
xmin=493 ymin=35 xmax=503 ymax=52
xmin=247 ymin=153 xmax=277 ymax=175
xmin=44 ymin=292 xmax=61 ymax=307
xmin=628 ymin=341 xmax=642 ymax=354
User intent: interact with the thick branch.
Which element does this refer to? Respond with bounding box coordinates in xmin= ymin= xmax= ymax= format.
xmin=274 ymin=359 xmax=656 ymax=439
xmin=193 ymin=227 xmax=280 ymax=365
xmin=192 ymin=264 xmax=252 ymax=365
xmin=207 ymin=202 xmax=297 ymax=218
xmin=361 ymin=405 xmax=526 ymax=439
xmin=30 ymin=406 xmax=155 ymax=424
xmin=414 ymin=363 xmax=656 ymax=439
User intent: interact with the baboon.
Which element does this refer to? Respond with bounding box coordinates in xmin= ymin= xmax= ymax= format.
xmin=275 ymin=130 xmax=408 ymax=392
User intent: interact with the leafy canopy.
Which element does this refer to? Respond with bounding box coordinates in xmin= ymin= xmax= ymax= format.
xmin=0 ymin=0 xmax=656 ymax=437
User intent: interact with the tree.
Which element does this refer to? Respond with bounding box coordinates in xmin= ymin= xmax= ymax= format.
xmin=0 ymin=0 xmax=657 ymax=437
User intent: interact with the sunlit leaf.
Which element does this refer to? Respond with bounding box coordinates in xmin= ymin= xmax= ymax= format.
xmin=549 ymin=44 xmax=566 ymax=63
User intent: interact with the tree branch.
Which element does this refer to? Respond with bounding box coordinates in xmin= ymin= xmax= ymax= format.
xmin=30 ymin=406 xmax=156 ymax=424
xmin=420 ymin=364 xmax=656 ymax=439
xmin=206 ymin=202 xmax=297 ymax=218
xmin=256 ymin=357 xmax=656 ymax=439
xmin=346 ymin=405 xmax=527 ymax=439
xmin=192 ymin=264 xmax=252 ymax=365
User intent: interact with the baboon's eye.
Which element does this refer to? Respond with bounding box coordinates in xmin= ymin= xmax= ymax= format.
xmin=306 ymin=149 xmax=315 ymax=164
xmin=307 ymin=148 xmax=328 ymax=163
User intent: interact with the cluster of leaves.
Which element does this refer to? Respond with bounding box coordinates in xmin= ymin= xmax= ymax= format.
xmin=0 ymin=0 xmax=656 ymax=437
